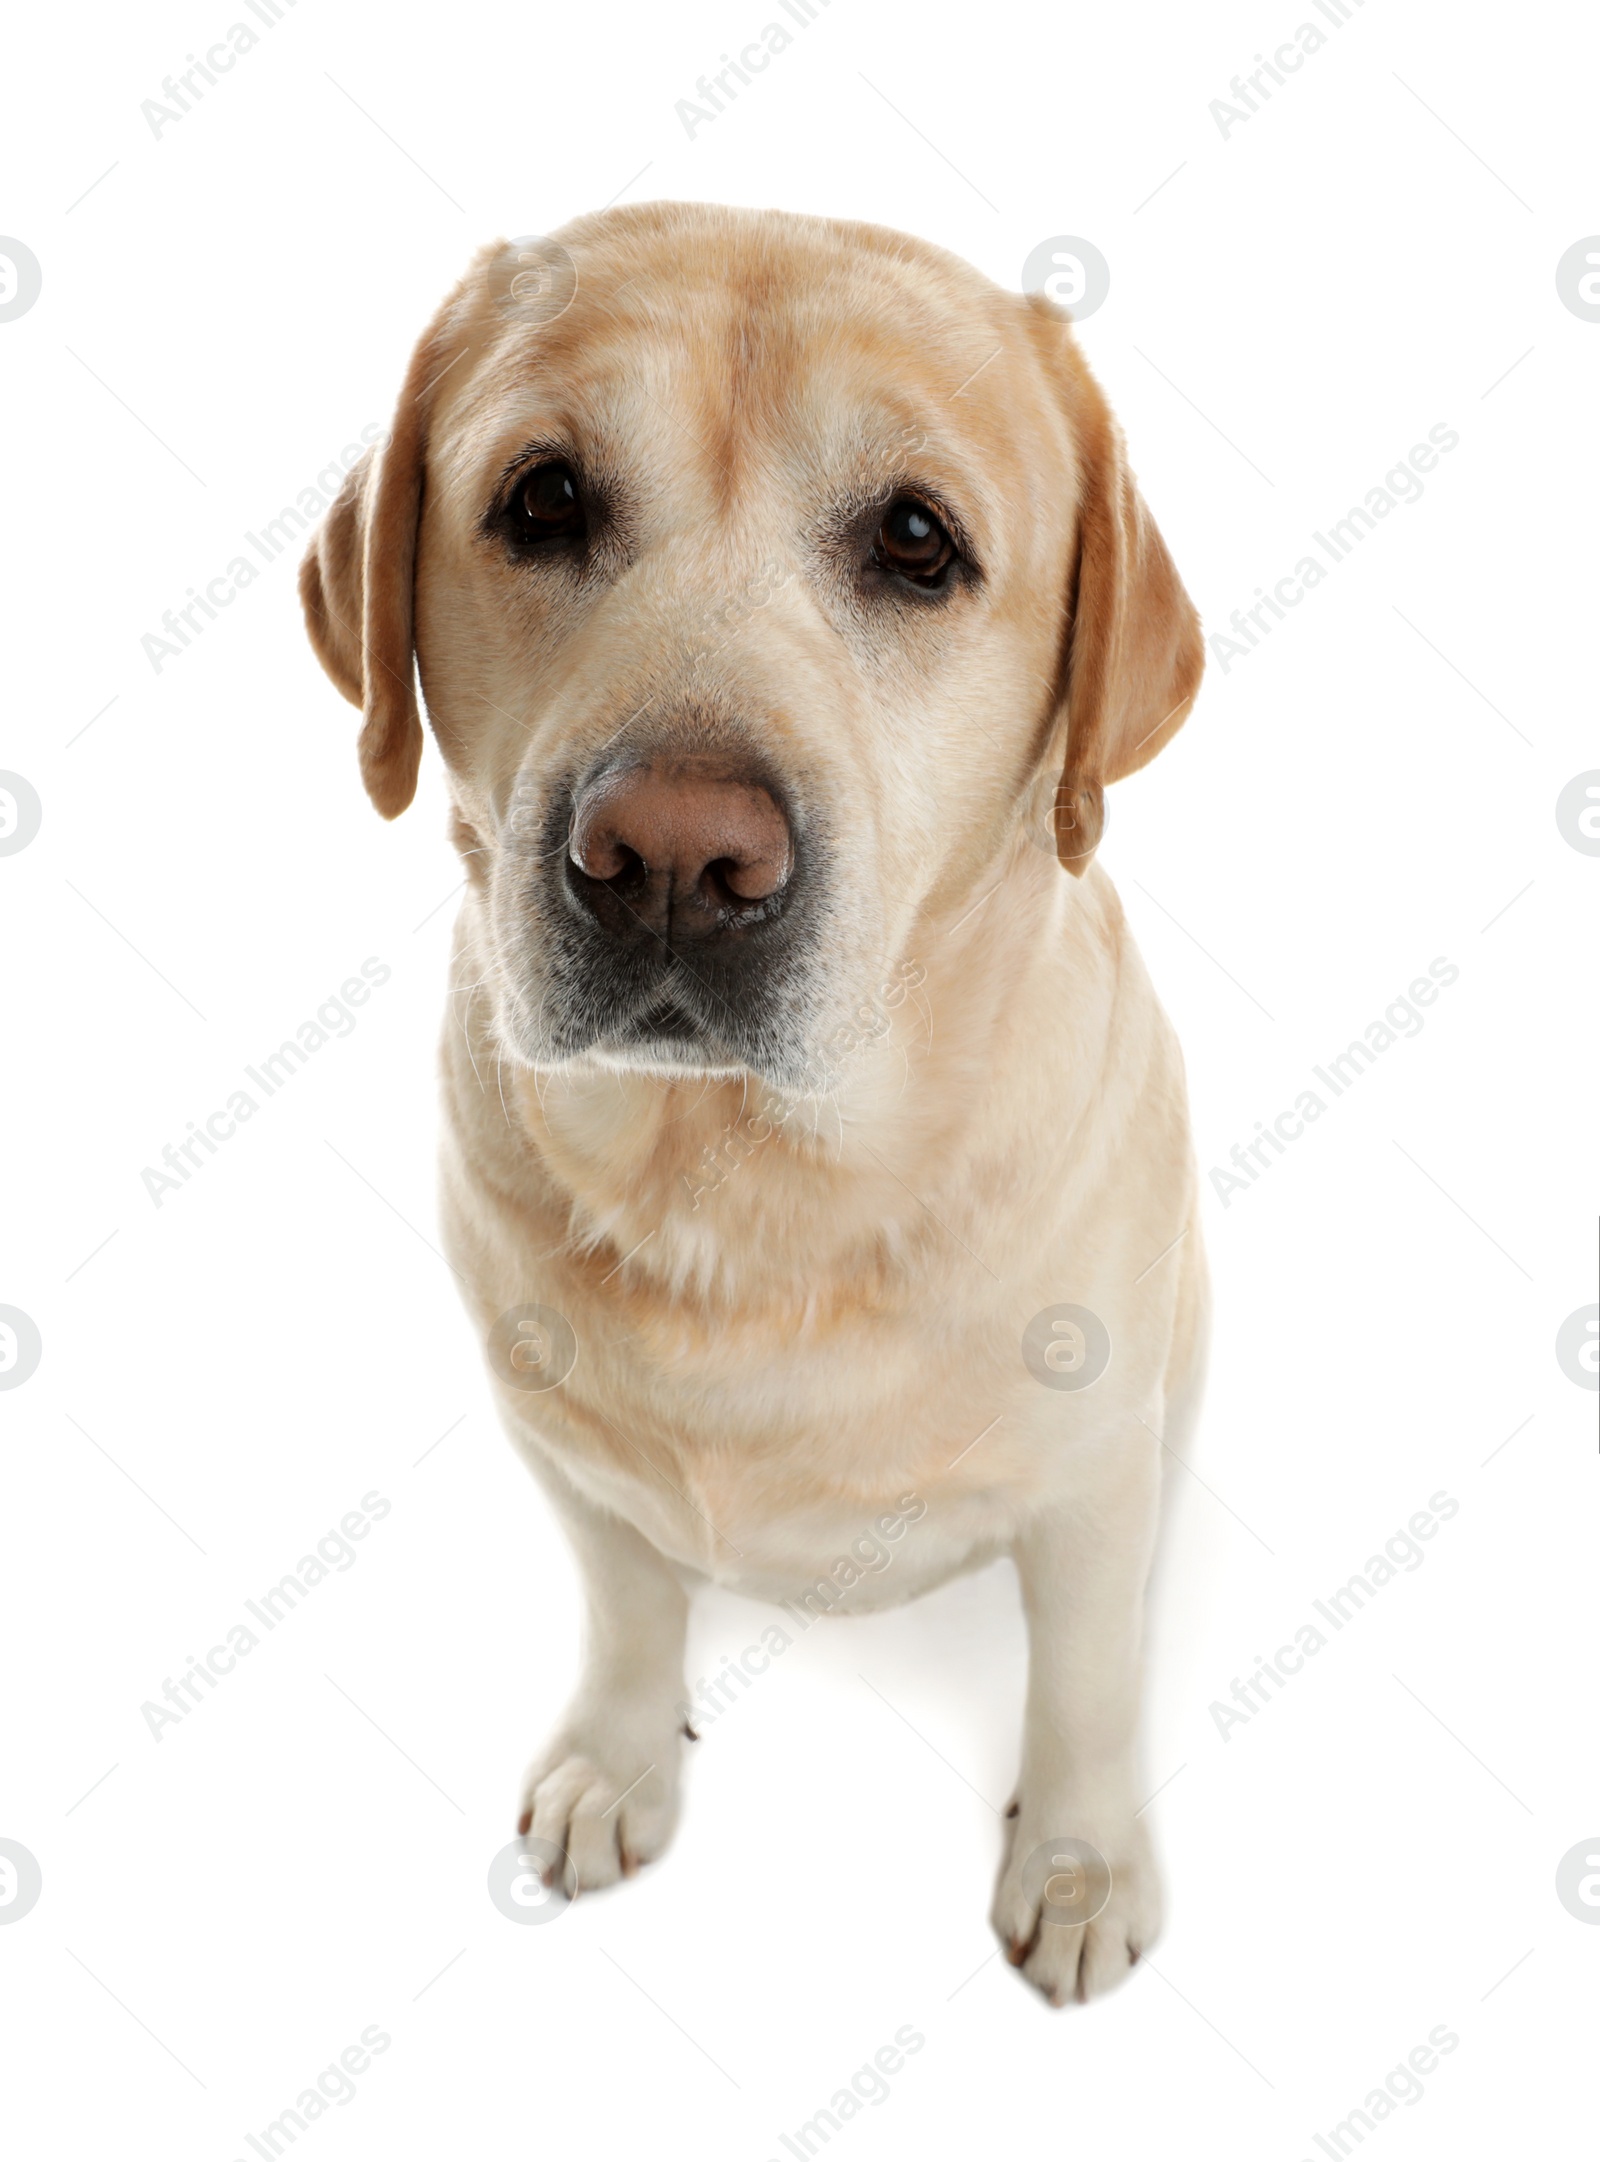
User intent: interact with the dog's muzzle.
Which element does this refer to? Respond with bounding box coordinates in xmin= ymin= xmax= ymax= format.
xmin=526 ymin=744 xmax=821 ymax=1074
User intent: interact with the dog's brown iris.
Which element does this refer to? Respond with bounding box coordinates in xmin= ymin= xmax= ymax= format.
xmin=516 ymin=461 xmax=585 ymax=539
xmin=873 ymin=496 xmax=956 ymax=584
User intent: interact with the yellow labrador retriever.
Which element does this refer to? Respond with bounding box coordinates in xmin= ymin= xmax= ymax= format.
xmin=300 ymin=203 xmax=1206 ymax=2007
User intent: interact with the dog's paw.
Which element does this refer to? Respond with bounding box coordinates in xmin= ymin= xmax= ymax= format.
xmin=990 ymin=1800 xmax=1161 ymax=2007
xmin=516 ymin=1698 xmax=686 ymax=1891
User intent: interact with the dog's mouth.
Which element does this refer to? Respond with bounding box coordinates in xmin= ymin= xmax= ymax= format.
xmin=577 ymin=952 xmax=826 ymax=1084
xmin=625 ymin=994 xmax=702 ymax=1040
xmin=580 ymin=968 xmax=741 ymax=1072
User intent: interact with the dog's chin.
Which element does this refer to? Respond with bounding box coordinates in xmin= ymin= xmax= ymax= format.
xmin=509 ymin=1002 xmax=810 ymax=1089
xmin=590 ymin=1042 xmax=750 ymax=1082
xmin=581 ymin=995 xmax=742 ymax=1079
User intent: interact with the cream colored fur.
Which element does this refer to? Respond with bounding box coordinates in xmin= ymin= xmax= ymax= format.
xmin=300 ymin=202 xmax=1208 ymax=2006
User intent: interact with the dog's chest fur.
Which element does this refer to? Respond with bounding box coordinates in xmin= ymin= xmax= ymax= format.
xmin=436 ymin=877 xmax=1196 ymax=1602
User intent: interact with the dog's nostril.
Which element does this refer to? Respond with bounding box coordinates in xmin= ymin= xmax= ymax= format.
xmin=597 ymin=844 xmax=647 ymax=893
xmin=568 ymin=820 xmax=640 ymax=885
xmin=707 ymin=853 xmax=782 ymax=905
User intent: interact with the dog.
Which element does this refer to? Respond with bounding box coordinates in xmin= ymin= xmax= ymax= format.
xmin=299 ymin=202 xmax=1207 ymax=2007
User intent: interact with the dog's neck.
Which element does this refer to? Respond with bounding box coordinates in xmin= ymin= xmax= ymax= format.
xmin=445 ymin=841 xmax=1128 ymax=1313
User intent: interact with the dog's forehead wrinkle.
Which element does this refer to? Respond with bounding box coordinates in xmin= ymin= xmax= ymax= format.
xmin=461 ymin=230 xmax=1045 ymax=485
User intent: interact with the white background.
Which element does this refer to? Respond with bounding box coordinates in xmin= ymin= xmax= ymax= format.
xmin=2 ymin=0 xmax=1597 ymax=2154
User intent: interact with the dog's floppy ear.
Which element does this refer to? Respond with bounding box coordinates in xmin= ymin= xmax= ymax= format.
xmin=1031 ymin=300 xmax=1204 ymax=874
xmin=298 ymin=318 xmax=457 ymax=819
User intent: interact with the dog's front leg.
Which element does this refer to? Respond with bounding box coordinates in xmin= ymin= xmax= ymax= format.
xmin=992 ymin=1433 xmax=1163 ymax=2005
xmin=514 ymin=1455 xmax=692 ymax=1890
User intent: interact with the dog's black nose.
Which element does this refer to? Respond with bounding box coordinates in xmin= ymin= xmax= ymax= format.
xmin=566 ymin=755 xmax=793 ymax=942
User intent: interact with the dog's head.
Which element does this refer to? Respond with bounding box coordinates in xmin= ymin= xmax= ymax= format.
xmin=300 ymin=204 xmax=1201 ymax=1089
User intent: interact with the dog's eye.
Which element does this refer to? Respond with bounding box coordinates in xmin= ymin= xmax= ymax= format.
xmin=514 ymin=461 xmax=585 ymax=540
xmin=873 ymin=497 xmax=956 ymax=585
